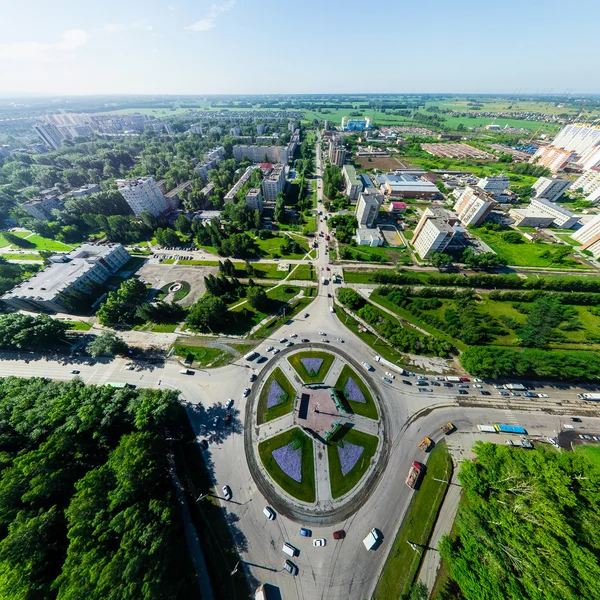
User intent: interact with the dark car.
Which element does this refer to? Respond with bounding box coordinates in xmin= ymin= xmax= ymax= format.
xmin=284 ymin=560 xmax=299 ymax=576
xmin=571 ymin=417 xmax=582 ymax=422
xmin=480 ymin=390 xmax=491 ymax=396
xmin=300 ymin=527 xmax=312 ymax=537
xmin=333 ymin=530 xmax=345 ymax=540
xmin=402 ymin=380 xmax=413 ymax=385
xmin=457 ymin=389 xmax=468 ymax=395
xmin=301 ymin=338 xmax=309 ymax=343
xmin=443 ymin=382 xmax=453 ymax=387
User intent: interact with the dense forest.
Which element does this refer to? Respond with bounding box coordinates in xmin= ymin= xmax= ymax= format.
xmin=440 ymin=443 xmax=600 ymax=600
xmin=0 ymin=377 xmax=196 ymax=599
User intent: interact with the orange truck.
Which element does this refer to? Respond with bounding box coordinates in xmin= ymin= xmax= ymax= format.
xmin=405 ymin=461 xmax=423 ymax=489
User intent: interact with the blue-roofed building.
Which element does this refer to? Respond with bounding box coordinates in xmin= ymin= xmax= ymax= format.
xmin=360 ymin=173 xmax=375 ymax=189
xmin=342 ymin=116 xmax=372 ymax=131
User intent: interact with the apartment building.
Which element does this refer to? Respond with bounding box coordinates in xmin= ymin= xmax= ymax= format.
xmin=412 ymin=207 xmax=459 ymax=259
xmin=0 ymin=244 xmax=130 ymax=313
xmin=69 ymin=183 xmax=101 ymax=198
xmin=116 ymin=177 xmax=170 ymax=216
xmin=551 ymin=124 xmax=600 ymax=171
xmin=477 ymin=175 xmax=510 ymax=201
xmin=233 ymin=145 xmax=289 ymax=164
xmin=532 ymin=176 xmax=572 ymax=202
xmin=33 ymin=123 xmax=64 ymax=150
xmin=573 ymin=169 xmax=600 ymax=203
xmin=530 ymin=146 xmax=577 ymax=172
xmin=328 ymin=141 xmax=346 ymax=167
xmin=256 ymin=123 xmax=265 ymax=135
xmin=261 ymin=164 xmax=286 ymax=202
xmin=224 ymin=166 xmax=256 ymax=203
xmin=453 ymin=186 xmax=495 ymax=226
xmin=195 ymin=158 xmax=218 ymax=182
xmin=23 ymin=196 xmax=64 ymax=221
xmin=204 ymin=146 xmax=225 ymax=163
xmin=245 ymin=188 xmax=263 ymax=214
xmin=572 ymin=215 xmax=600 ymax=258
xmin=230 ymin=127 xmax=241 ymax=136
xmin=342 ymin=164 xmax=363 ymax=200
xmin=529 ymin=198 xmax=579 ymax=228
xmin=355 ymin=190 xmax=384 ymax=228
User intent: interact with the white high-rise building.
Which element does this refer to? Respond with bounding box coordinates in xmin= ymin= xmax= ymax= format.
xmin=116 ymin=177 xmax=170 ymax=216
xmin=355 ymin=190 xmax=384 ymax=228
xmin=453 ymin=187 xmax=495 ymax=227
xmin=532 ymin=176 xmax=572 ymax=202
xmin=533 ymin=124 xmax=600 ymax=172
xmin=528 ymin=198 xmax=579 ymax=229
xmin=245 ymin=188 xmax=263 ymax=214
xmin=33 ymin=123 xmax=64 ymax=150
xmin=261 ymin=164 xmax=286 ymax=202
xmin=573 ymin=170 xmax=600 ymax=203
xmin=572 ymin=214 xmax=600 ymax=257
xmin=256 ymin=123 xmax=265 ymax=135
xmin=233 ymin=145 xmax=289 ymax=164
xmin=412 ymin=207 xmax=458 ymax=259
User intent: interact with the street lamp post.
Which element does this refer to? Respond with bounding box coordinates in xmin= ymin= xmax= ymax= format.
xmin=231 ymin=561 xmax=240 ymax=576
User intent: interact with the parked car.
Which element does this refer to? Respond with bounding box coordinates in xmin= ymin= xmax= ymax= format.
xmin=402 ymin=380 xmax=412 ymax=385
xmin=571 ymin=417 xmax=582 ymax=422
xmin=301 ymin=338 xmax=310 ymax=343
xmin=333 ymin=530 xmax=345 ymax=540
xmin=227 ymin=398 xmax=234 ymax=408
xmin=249 ymin=374 xmax=257 ymax=382
xmin=71 ymin=370 xmax=80 ymax=374
xmin=457 ymin=389 xmax=468 ymax=395
xmin=443 ymin=382 xmax=453 ymax=387
xmin=430 ymin=382 xmax=440 ymax=386
xmin=284 ymin=560 xmax=299 ymax=576
xmin=263 ymin=506 xmax=276 ymax=520
xmin=243 ymin=388 xmax=251 ymax=397
xmin=222 ymin=485 xmax=232 ymax=500
xmin=313 ymin=539 xmax=326 ymax=547
xmin=480 ymin=391 xmax=491 ymax=396
xmin=538 ymin=393 xmax=549 ymax=398
xmin=225 ymin=412 xmax=232 ymax=425
xmin=300 ymin=528 xmax=312 ymax=537
xmin=382 ymin=377 xmax=393 ymax=384
xmin=385 ymin=371 xmax=395 ymax=379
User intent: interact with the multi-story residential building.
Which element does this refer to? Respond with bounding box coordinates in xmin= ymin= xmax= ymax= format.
xmin=261 ymin=164 xmax=286 ymax=202
xmin=572 ymin=169 xmax=600 ymax=203
xmin=288 ymin=121 xmax=296 ymax=132
xmin=550 ymin=124 xmax=600 ymax=171
xmin=69 ymin=183 xmax=101 ymax=198
xmin=256 ymin=123 xmax=265 ymax=135
xmin=355 ymin=190 xmax=384 ymax=228
xmin=233 ymin=145 xmax=289 ymax=164
xmin=224 ymin=166 xmax=257 ymax=203
xmin=245 ymin=188 xmax=263 ymax=214
xmin=328 ymin=141 xmax=346 ymax=167
xmin=195 ymin=158 xmax=218 ymax=182
xmin=0 ymin=243 xmax=130 ymax=313
xmin=324 ymin=120 xmax=331 ymax=131
xmin=453 ymin=186 xmax=495 ymax=226
xmin=477 ymin=175 xmax=510 ymax=201
xmin=508 ymin=208 xmax=556 ymax=228
xmin=529 ymin=198 xmax=579 ymax=228
xmin=116 ymin=177 xmax=170 ymax=216
xmin=23 ymin=196 xmax=64 ymax=221
xmin=188 ymin=123 xmax=204 ymax=134
xmin=412 ymin=207 xmax=459 ymax=259
xmin=200 ymin=181 xmax=215 ymax=200
xmin=375 ymin=173 xmax=439 ymax=199
xmin=341 ymin=116 xmax=372 ymax=131
xmin=530 ymin=146 xmax=577 ymax=172
xmin=230 ymin=127 xmax=241 ymax=136
xmin=204 ymin=146 xmax=225 ymax=163
xmin=33 ymin=123 xmax=64 ymax=150
xmin=572 ymin=214 xmax=600 ymax=257
xmin=343 ymin=164 xmax=363 ymax=200
xmin=532 ymin=176 xmax=572 ymax=202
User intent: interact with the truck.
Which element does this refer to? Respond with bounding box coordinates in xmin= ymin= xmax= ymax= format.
xmin=578 ymin=393 xmax=600 ymax=401
xmin=506 ymin=438 xmax=533 ymax=449
xmin=477 ymin=424 xmax=497 ymax=433
xmin=494 ymin=424 xmax=527 ymax=434
xmin=244 ymin=351 xmax=258 ymax=361
xmin=418 ymin=437 xmax=432 ymax=452
xmin=405 ymin=461 xmax=423 ymax=489
xmin=363 ymin=528 xmax=381 ymax=550
xmin=445 ymin=376 xmax=461 ymax=383
xmin=440 ymin=422 xmax=455 ymax=435
xmin=504 ymin=383 xmax=527 ymax=391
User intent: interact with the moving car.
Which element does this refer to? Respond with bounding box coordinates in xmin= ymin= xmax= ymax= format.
xmin=457 ymin=389 xmax=468 ymax=395
xmin=179 ymin=368 xmax=191 ymax=374
xmin=227 ymin=398 xmax=234 ymax=408
xmin=480 ymin=391 xmax=491 ymax=396
xmin=382 ymin=377 xmax=393 ymax=384
xmin=243 ymin=388 xmax=251 ymax=397
xmin=301 ymin=338 xmax=309 ymax=343
xmin=71 ymin=370 xmax=80 ymax=374
xmin=402 ymin=380 xmax=412 ymax=385
xmin=300 ymin=527 xmax=312 ymax=537
xmin=263 ymin=506 xmax=276 ymax=520
xmin=385 ymin=371 xmax=395 ymax=379
xmin=333 ymin=530 xmax=345 ymax=540
xmin=313 ymin=539 xmax=326 ymax=547
xmin=538 ymin=393 xmax=549 ymax=398
xmin=222 ymin=485 xmax=232 ymax=500
xmin=249 ymin=374 xmax=257 ymax=382
xmin=418 ymin=388 xmax=432 ymax=393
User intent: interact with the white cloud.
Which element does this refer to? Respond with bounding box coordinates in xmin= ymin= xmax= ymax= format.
xmin=0 ymin=29 xmax=89 ymax=62
xmin=104 ymin=21 xmax=153 ymax=35
xmin=186 ymin=1 xmax=235 ymax=32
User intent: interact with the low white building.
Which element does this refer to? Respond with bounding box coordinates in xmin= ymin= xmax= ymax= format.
xmin=356 ymin=227 xmax=384 ymax=246
xmin=572 ymin=214 xmax=600 ymax=257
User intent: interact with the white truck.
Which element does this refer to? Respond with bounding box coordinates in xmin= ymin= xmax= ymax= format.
xmin=445 ymin=376 xmax=461 ymax=383
xmin=505 ymin=383 xmax=527 ymax=391
xmin=363 ymin=528 xmax=380 ymax=550
xmin=578 ymin=393 xmax=600 ymax=401
xmin=477 ymin=425 xmax=497 ymax=433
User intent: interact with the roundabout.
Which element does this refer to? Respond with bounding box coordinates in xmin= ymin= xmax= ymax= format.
xmin=245 ymin=344 xmax=390 ymax=524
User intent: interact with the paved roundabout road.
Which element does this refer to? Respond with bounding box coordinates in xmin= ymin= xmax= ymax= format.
xmin=244 ymin=343 xmax=391 ymax=525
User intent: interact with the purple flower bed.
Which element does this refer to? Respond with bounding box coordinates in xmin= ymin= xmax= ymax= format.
xmin=338 ymin=442 xmax=364 ymax=476
xmin=272 ymin=442 xmax=302 ymax=482
xmin=344 ymin=377 xmax=366 ymax=403
xmin=267 ymin=380 xmax=288 ymax=408
xmin=301 ymin=357 xmax=323 ymax=376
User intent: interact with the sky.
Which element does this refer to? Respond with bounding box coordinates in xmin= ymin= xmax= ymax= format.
xmin=0 ymin=0 xmax=598 ymax=96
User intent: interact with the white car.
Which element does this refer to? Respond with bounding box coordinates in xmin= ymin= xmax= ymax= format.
xmin=291 ymin=333 xmax=298 ymax=338
xmin=473 ymin=384 xmax=482 ymax=388
xmin=538 ymin=393 xmax=549 ymax=398
xmin=263 ymin=506 xmax=276 ymax=520
xmin=313 ymin=538 xmax=326 ymax=547
xmin=222 ymin=485 xmax=232 ymax=500
xmin=385 ymin=371 xmax=396 ymax=379
xmin=473 ymin=378 xmax=483 ymax=382
xmin=271 ymin=348 xmax=280 ymax=354
xmin=319 ymin=331 xmax=326 ymax=336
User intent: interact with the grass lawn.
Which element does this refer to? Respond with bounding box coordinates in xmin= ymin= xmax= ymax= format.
xmin=334 ymin=365 xmax=378 ymax=420
xmin=178 ymin=259 xmax=220 ymax=266
xmin=575 ymin=444 xmax=600 ymax=468
xmin=258 ymin=428 xmax=315 ymax=503
xmin=249 ymin=296 xmax=316 ymax=340
xmin=1 ymin=253 xmax=41 ymax=261
xmin=12 ymin=231 xmax=76 ymax=251
xmin=374 ymin=442 xmax=453 ymax=599
xmin=253 ymin=263 xmax=289 ymax=279
xmin=327 ymin=427 xmax=379 ymax=499
xmin=342 ymin=269 xmax=385 ymax=284
xmin=288 ymin=351 xmax=335 ymax=383
xmin=151 ymin=322 xmax=179 ymax=333
xmin=267 ymin=284 xmax=301 ymax=303
xmin=172 ymin=344 xmax=233 ymax=368
xmin=65 ymin=321 xmax=92 ymax=331
xmin=475 ymin=229 xmax=590 ymax=269
xmin=290 ymin=263 xmax=315 ymax=281
xmin=257 ymin=367 xmax=297 ymax=424
xmin=255 ymin=236 xmax=309 ymax=260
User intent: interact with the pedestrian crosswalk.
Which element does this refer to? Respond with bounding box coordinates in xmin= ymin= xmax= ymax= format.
xmin=503 ymin=409 xmax=519 ymax=424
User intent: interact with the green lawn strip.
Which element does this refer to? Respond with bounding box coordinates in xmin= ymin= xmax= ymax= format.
xmin=290 ymin=264 xmax=315 ymax=281
xmin=162 ymin=258 xmax=176 ymax=264
xmin=333 ymin=364 xmax=378 ymax=420
xmin=255 ymin=236 xmax=309 ymax=260
xmin=288 ymin=351 xmax=335 ymax=383
xmin=226 ymin=342 xmax=257 ymax=354
xmin=1 ymin=253 xmax=42 ymax=261
xmin=257 ymin=367 xmax=297 ymax=424
xmin=342 ymin=269 xmax=385 ymax=284
xmin=178 ymin=260 xmax=220 ymax=266
xmin=12 ymin=231 xmax=76 ymax=251
xmin=267 ymin=284 xmax=301 ymax=303
xmin=338 ymin=310 xmax=408 ymax=368
xmin=249 ymin=296 xmax=316 ymax=340
xmin=327 ymin=427 xmax=379 ymax=499
xmin=172 ymin=344 xmax=233 ymax=368
xmin=151 ymin=322 xmax=179 ymax=333
xmin=258 ymin=427 xmax=315 ymax=503
xmin=574 ymin=444 xmax=600 ymax=468
xmin=64 ymin=321 xmax=92 ymax=331
xmin=374 ymin=442 xmax=453 ymax=599
xmin=252 ymin=264 xmax=288 ymax=279
xmin=370 ymin=292 xmax=467 ymax=352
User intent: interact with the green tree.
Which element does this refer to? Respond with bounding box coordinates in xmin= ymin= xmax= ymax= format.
xmin=174 ymin=214 xmax=192 ymax=235
xmin=274 ymin=192 xmax=286 ymax=223
xmin=86 ymin=332 xmax=129 ymax=357
xmin=0 ymin=313 xmax=68 ymax=349
xmin=246 ymin=285 xmax=268 ymax=311
xmin=186 ymin=295 xmax=228 ymax=331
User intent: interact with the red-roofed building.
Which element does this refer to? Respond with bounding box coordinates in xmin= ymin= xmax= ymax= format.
xmin=389 ymin=201 xmax=408 ymax=213
xmin=260 ymin=163 xmax=272 ymax=170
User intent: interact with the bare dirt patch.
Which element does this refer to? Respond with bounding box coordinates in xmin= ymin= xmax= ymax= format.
xmin=355 ymin=156 xmax=412 ymax=170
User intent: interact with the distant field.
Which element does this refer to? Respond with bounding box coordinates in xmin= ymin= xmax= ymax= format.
xmin=355 ymin=156 xmax=410 ymax=170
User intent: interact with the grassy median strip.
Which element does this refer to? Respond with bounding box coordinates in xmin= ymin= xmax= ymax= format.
xmin=288 ymin=350 xmax=335 ymax=384
xmin=257 ymin=367 xmax=296 ymax=424
xmin=374 ymin=441 xmax=452 ymax=599
xmin=258 ymin=428 xmax=315 ymax=503
xmin=333 ymin=364 xmax=379 ymax=420
xmin=327 ymin=427 xmax=379 ymax=499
